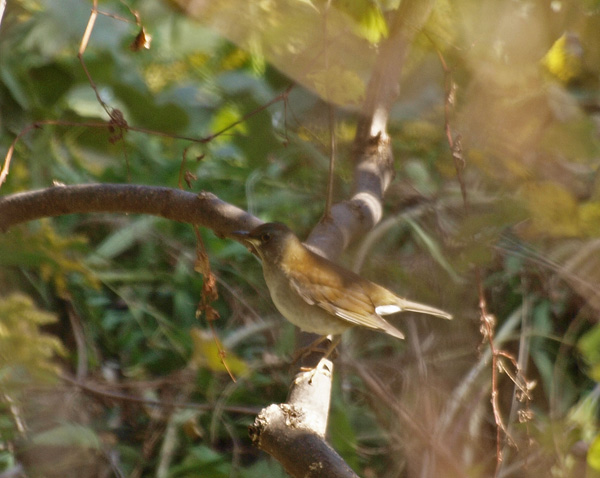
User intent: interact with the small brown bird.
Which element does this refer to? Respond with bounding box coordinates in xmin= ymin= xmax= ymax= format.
xmin=233 ymin=222 xmax=452 ymax=340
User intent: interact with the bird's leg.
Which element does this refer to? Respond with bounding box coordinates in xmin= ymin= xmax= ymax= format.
xmin=292 ymin=335 xmax=326 ymax=364
xmin=292 ymin=335 xmax=340 ymax=364
xmin=298 ymin=335 xmax=341 ymax=384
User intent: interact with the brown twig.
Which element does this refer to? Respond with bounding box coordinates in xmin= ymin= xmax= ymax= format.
xmin=435 ymin=48 xmax=468 ymax=212
xmin=322 ymin=1 xmax=335 ymax=220
xmin=64 ymin=299 xmax=89 ymax=381
xmin=192 ymin=224 xmax=238 ymax=383
xmin=477 ymin=273 xmax=519 ymax=477
xmin=60 ymin=373 xmax=260 ymax=415
xmin=324 ymin=104 xmax=336 ymax=219
xmin=78 ymin=0 xmax=112 ymax=119
xmin=176 ymin=85 xmax=293 ymax=188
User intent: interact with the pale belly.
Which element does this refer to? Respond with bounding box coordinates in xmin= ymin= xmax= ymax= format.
xmin=263 ymin=266 xmax=350 ymax=336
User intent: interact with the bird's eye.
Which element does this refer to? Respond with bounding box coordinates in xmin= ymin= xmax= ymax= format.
xmin=261 ymin=233 xmax=271 ymax=243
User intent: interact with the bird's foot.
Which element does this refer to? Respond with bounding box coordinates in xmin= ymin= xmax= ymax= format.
xmin=294 ymin=336 xmax=341 ymax=384
xmin=297 ymin=357 xmax=333 ymax=385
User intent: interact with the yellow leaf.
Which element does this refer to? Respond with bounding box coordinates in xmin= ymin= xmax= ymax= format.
xmin=519 ymin=181 xmax=580 ymax=237
xmin=190 ymin=328 xmax=248 ymax=377
xmin=336 ymin=0 xmax=388 ymax=44
xmin=0 ymin=294 xmax=66 ymax=388
xmin=211 ymin=103 xmax=248 ymax=138
xmin=588 ymin=434 xmax=600 ymax=471
xmin=579 ymin=202 xmax=600 ymax=237
xmin=541 ymin=33 xmax=583 ymax=84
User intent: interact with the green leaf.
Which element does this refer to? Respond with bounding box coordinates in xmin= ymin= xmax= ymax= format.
xmin=579 ymin=202 xmax=600 ymax=237
xmin=578 ymin=325 xmax=600 ymax=381
xmin=406 ymin=218 xmax=462 ymax=282
xmin=111 ymin=82 xmax=190 ymax=133
xmin=32 ymin=423 xmax=102 ymax=449
xmin=170 ymin=445 xmax=231 ymax=477
xmin=0 ymin=66 xmax=30 ymax=109
xmin=530 ymin=301 xmax=556 ymax=399
xmin=190 ymin=328 xmax=249 ymax=377
xmin=211 ymin=102 xmax=248 ymax=137
xmin=329 ymin=398 xmax=359 ymax=471
xmin=92 ymin=216 xmax=157 ymax=260
xmin=542 ymin=118 xmax=600 ymax=162
xmin=29 ymin=63 xmax=74 ymax=107
xmin=239 ymin=459 xmax=287 ymax=478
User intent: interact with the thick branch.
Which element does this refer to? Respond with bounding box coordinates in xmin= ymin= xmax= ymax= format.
xmin=306 ymin=0 xmax=436 ymax=260
xmin=249 ymin=406 xmax=359 ymax=478
xmin=0 ymin=183 xmax=261 ymax=235
xmin=249 ymin=384 xmax=359 ymax=478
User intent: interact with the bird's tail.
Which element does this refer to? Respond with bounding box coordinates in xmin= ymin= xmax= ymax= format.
xmin=398 ymin=299 xmax=453 ymax=320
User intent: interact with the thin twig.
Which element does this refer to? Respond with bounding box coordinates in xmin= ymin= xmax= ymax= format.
xmin=477 ymin=272 xmax=515 ymax=477
xmin=60 ymin=373 xmax=260 ymax=415
xmin=324 ymin=104 xmax=336 ymax=218
xmin=434 ymin=47 xmax=468 ymax=211
xmin=65 ymin=299 xmax=89 ymax=381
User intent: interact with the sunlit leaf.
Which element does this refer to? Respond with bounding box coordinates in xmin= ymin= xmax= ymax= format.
xmin=0 ymin=294 xmax=66 ymax=387
xmin=211 ymin=103 xmax=248 ymax=137
xmin=336 ymin=0 xmax=389 ymax=44
xmin=519 ymin=181 xmax=580 ymax=237
xmin=541 ymin=33 xmax=583 ymax=84
xmin=589 ymin=434 xmax=600 ymax=471
xmin=190 ymin=328 xmax=249 ymax=376
xmin=579 ymin=202 xmax=600 ymax=238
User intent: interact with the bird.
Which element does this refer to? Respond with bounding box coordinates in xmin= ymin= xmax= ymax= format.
xmin=232 ymin=222 xmax=452 ymax=341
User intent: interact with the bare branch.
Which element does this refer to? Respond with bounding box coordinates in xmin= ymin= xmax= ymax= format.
xmin=0 ymin=183 xmax=261 ymax=236
xmin=306 ymin=0 xmax=436 ymax=260
xmin=249 ymin=377 xmax=360 ymax=478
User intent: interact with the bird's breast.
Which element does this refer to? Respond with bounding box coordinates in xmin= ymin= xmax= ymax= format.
xmin=262 ymin=263 xmax=350 ymax=336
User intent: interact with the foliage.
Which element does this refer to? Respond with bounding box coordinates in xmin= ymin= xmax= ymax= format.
xmin=1 ymin=0 xmax=600 ymax=476
xmin=0 ymin=293 xmax=65 ymax=387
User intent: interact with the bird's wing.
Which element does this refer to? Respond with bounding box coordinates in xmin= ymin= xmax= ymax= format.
xmin=284 ymin=263 xmax=404 ymax=338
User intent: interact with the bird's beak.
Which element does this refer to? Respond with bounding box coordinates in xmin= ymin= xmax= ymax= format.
xmin=230 ymin=230 xmax=249 ymax=239
xmin=231 ymin=230 xmax=256 ymax=244
xmin=230 ymin=230 xmax=260 ymax=254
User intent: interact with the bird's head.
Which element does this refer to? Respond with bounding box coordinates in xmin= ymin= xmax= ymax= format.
xmin=231 ymin=222 xmax=299 ymax=264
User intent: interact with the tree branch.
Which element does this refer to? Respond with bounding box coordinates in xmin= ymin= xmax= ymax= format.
xmin=306 ymin=0 xmax=436 ymax=260
xmin=249 ymin=403 xmax=359 ymax=478
xmin=249 ymin=360 xmax=359 ymax=477
xmin=0 ymin=183 xmax=261 ymax=236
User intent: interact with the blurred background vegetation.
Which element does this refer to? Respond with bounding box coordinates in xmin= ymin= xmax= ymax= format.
xmin=1 ymin=0 xmax=600 ymax=477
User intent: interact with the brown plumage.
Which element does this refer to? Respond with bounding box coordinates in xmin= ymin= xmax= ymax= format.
xmin=233 ymin=222 xmax=452 ymax=339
